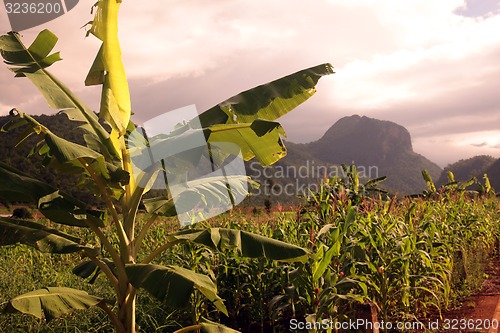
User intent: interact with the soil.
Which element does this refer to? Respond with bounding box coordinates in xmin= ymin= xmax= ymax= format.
xmin=420 ymin=253 xmax=500 ymax=332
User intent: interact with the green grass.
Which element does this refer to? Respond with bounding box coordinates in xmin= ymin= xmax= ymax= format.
xmin=0 ymin=245 xmax=115 ymax=332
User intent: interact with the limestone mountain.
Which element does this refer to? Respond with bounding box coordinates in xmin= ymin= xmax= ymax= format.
xmin=287 ymin=115 xmax=442 ymax=194
xmin=308 ymin=115 xmax=412 ymax=165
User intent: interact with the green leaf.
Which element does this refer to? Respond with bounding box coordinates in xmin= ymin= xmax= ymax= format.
xmin=4 ymin=287 xmax=105 ymax=321
xmin=365 ymin=176 xmax=387 ymax=189
xmin=0 ymin=217 xmax=95 ymax=254
xmin=168 ymin=228 xmax=308 ymax=263
xmin=5 ymin=110 xmax=108 ymax=173
xmin=88 ymin=0 xmax=132 ymax=137
xmin=422 ymin=169 xmax=437 ymax=193
xmin=349 ymin=165 xmax=359 ymax=193
xmin=0 ymin=30 xmax=119 ymax=160
xmin=483 ymin=173 xmax=493 ymax=194
xmin=458 ymin=177 xmax=476 ymax=190
xmin=85 ymin=44 xmax=105 ymax=85
xmin=143 ymin=175 xmax=252 ymax=217
xmin=126 ymin=264 xmax=228 ymax=316
xmin=0 ymin=29 xmax=60 ymax=71
xmin=3 ymin=110 xmax=128 ymax=200
xmin=73 ymin=260 xmax=101 ymax=279
xmin=207 ymin=120 xmax=286 ymax=166
xmin=138 ymin=119 xmax=287 ymax=170
xmin=0 ymin=162 xmax=104 ymax=227
xmin=72 ymin=259 xmax=115 ymax=284
xmin=45 ymin=131 xmax=102 ymax=163
xmin=197 ymin=63 xmax=334 ymax=127
xmin=158 ymin=64 xmax=333 ymax=168
xmin=150 ymin=64 xmax=333 ymax=169
xmin=313 ymin=242 xmax=341 ymax=282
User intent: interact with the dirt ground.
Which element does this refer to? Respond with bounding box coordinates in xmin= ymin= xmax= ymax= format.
xmin=422 ymin=253 xmax=500 ymax=332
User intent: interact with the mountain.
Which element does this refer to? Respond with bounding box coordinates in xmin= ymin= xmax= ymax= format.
xmin=308 ymin=115 xmax=413 ymax=164
xmin=298 ymin=115 xmax=442 ymax=194
xmin=436 ymin=155 xmax=499 ymax=191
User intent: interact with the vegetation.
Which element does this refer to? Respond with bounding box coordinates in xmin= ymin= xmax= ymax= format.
xmin=0 ymin=1 xmax=332 ymax=332
xmin=0 ymin=114 xmax=98 ymax=206
xmin=0 ymin=168 xmax=498 ymax=332
xmin=10 ymin=207 xmax=33 ymax=219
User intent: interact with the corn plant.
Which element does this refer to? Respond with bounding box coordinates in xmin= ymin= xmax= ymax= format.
xmin=0 ymin=1 xmax=333 ymax=332
xmin=271 ymin=175 xmax=375 ymax=331
xmin=273 ymin=168 xmax=499 ymax=333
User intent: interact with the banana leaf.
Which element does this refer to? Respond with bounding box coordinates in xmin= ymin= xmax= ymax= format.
xmin=166 ymin=228 xmax=308 ymax=263
xmin=143 ymin=175 xmax=252 ymax=217
xmin=0 ymin=30 xmax=119 ymax=160
xmin=4 ymin=287 xmax=106 ymax=321
xmin=0 ymin=162 xmax=104 ymax=227
xmin=197 ymin=63 xmax=334 ymax=127
xmin=72 ymin=259 xmax=115 ymax=284
xmin=0 ymin=217 xmax=96 ymax=255
xmin=126 ymin=264 xmax=227 ymax=315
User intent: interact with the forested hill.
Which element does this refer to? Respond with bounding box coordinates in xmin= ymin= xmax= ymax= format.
xmin=437 ymin=155 xmax=500 ymax=190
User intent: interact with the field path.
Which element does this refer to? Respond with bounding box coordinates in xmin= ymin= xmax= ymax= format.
xmin=435 ymin=254 xmax=500 ymax=333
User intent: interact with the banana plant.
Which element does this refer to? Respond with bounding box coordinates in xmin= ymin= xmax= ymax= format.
xmin=0 ymin=1 xmax=333 ymax=332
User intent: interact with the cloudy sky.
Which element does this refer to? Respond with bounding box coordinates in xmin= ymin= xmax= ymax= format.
xmin=1 ymin=0 xmax=500 ymax=167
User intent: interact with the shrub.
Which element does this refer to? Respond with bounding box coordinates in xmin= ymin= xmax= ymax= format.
xmin=11 ymin=207 xmax=33 ymax=219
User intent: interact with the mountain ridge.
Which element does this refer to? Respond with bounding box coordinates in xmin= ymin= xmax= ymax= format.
xmin=436 ymin=155 xmax=500 ymax=191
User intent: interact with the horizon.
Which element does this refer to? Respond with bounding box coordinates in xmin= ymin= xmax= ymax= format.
xmin=1 ymin=0 xmax=499 ymax=167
